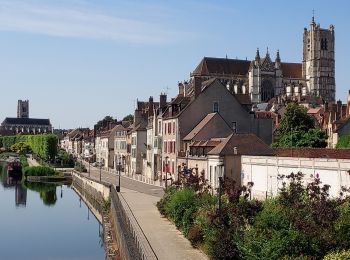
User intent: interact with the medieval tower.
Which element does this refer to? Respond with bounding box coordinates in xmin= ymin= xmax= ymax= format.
xmin=302 ymin=16 xmax=335 ymax=102
xmin=17 ymin=100 xmax=29 ymax=118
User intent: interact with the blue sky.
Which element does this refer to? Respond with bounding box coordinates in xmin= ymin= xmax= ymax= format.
xmin=0 ymin=0 xmax=349 ymax=129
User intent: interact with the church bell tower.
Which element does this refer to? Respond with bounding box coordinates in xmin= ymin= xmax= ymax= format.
xmin=17 ymin=100 xmax=29 ymax=118
xmin=302 ymin=16 xmax=335 ymax=102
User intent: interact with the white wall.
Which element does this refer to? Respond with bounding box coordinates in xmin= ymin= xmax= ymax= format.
xmin=242 ymin=155 xmax=350 ymax=199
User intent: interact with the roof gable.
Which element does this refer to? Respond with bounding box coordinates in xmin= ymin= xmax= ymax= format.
xmin=192 ymin=57 xmax=251 ymax=76
xmin=208 ymin=133 xmax=274 ymax=156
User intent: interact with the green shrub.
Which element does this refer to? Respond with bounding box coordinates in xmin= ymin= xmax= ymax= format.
xmin=24 ymin=166 xmax=57 ymax=177
xmin=323 ymin=250 xmax=350 ymax=260
xmin=0 ymin=134 xmax=58 ymax=161
xmin=156 ymin=186 xmax=177 ymax=216
xmin=19 ymin=154 xmax=29 ymax=169
xmin=334 ymin=201 xmax=350 ymax=249
xmin=336 ymin=132 xmax=350 ymax=148
xmin=165 ymin=188 xmax=197 ymax=228
xmin=74 ymin=161 xmax=87 ymax=172
xmin=238 ymin=199 xmax=309 ymax=260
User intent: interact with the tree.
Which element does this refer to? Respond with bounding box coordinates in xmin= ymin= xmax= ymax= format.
xmin=273 ymin=103 xmax=327 ymax=148
xmin=122 ymin=114 xmax=134 ymax=122
xmin=336 ymin=132 xmax=350 ymax=148
xmin=95 ymin=116 xmax=118 ymax=130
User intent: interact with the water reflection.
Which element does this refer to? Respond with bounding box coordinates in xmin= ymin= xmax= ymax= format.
xmin=0 ymin=161 xmax=60 ymax=207
xmin=23 ymin=181 xmax=59 ymax=206
xmin=0 ymin=161 xmax=105 ymax=259
xmin=0 ymin=161 xmax=27 ymax=207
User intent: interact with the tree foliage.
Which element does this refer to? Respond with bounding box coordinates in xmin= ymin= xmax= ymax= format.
xmin=0 ymin=134 xmax=58 ymax=161
xmin=122 ymin=114 xmax=134 ymax=122
xmin=10 ymin=142 xmax=31 ymax=153
xmin=95 ymin=116 xmax=118 ymax=130
xmin=157 ymin=171 xmax=350 ymax=259
xmin=336 ymin=132 xmax=350 ymax=148
xmin=274 ymin=103 xmax=327 ymax=148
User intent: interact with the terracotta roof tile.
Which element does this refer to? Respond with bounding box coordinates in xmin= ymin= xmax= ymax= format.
xmin=192 ymin=57 xmax=251 ymax=76
xmin=281 ymin=63 xmax=302 ymax=78
xmin=191 ymin=57 xmax=302 ymax=79
xmin=208 ymin=133 xmax=275 ymax=156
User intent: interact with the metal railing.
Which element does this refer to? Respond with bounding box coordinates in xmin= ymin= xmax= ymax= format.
xmin=110 ymin=188 xmax=158 ymax=260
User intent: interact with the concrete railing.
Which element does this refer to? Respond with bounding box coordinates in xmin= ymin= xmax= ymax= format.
xmin=110 ymin=187 xmax=158 ymax=260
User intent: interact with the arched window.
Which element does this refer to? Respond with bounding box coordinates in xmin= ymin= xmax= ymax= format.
xmin=261 ymin=80 xmax=274 ymax=102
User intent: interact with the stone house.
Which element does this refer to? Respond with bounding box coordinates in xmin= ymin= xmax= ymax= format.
xmin=162 ymin=78 xmax=273 ymax=182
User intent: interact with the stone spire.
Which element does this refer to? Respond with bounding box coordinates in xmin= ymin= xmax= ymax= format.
xmin=255 ymin=48 xmax=260 ymax=61
xmin=276 ymin=49 xmax=281 ymax=62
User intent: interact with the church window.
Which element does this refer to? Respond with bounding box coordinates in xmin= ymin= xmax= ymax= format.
xmin=261 ymin=80 xmax=274 ymax=102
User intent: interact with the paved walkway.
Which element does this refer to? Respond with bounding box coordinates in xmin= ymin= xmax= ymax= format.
xmin=27 ymin=156 xmax=40 ymax=166
xmin=81 ymin=165 xmax=208 ymax=260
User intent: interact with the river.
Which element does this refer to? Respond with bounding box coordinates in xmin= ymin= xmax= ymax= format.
xmin=0 ymin=161 xmax=105 ymax=260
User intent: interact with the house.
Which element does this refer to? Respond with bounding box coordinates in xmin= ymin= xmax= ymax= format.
xmin=114 ymin=122 xmax=131 ymax=172
xmin=144 ymin=94 xmax=167 ymax=183
xmin=161 ymin=78 xmax=273 ymax=182
xmin=129 ymin=97 xmax=159 ymax=175
xmin=177 ymin=111 xmax=274 ymax=190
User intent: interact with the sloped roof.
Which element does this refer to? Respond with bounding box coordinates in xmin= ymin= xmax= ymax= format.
xmin=234 ymin=94 xmax=252 ymax=105
xmin=192 ymin=57 xmax=251 ymax=76
xmin=191 ymin=57 xmax=302 ymax=79
xmin=281 ymin=63 xmax=302 ymax=78
xmin=183 ymin=113 xmax=217 ymax=141
xmin=2 ymin=117 xmax=51 ymax=126
xmin=208 ymin=133 xmax=275 ymax=156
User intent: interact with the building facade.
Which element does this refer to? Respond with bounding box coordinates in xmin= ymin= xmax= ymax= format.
xmin=1 ymin=100 xmax=52 ymax=135
xmin=189 ymin=17 xmax=336 ymax=104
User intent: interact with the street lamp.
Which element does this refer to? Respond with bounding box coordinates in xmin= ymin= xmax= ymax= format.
xmin=116 ymin=156 xmax=121 ymax=192
xmin=88 ymin=156 xmax=91 ymax=177
xmin=217 ymin=163 xmax=224 ymax=218
xmin=165 ymin=156 xmax=169 ymax=189
xmin=99 ymin=158 xmax=102 ymax=182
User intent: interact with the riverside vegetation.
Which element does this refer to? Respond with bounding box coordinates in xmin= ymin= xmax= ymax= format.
xmin=157 ymin=171 xmax=350 ymax=259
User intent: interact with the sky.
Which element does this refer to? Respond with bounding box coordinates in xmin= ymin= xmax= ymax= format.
xmin=0 ymin=0 xmax=349 ymax=129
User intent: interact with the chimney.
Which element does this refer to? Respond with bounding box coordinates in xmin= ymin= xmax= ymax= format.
xmin=148 ymin=96 xmax=154 ymax=117
xmin=160 ymin=93 xmax=167 ymax=109
xmin=183 ymin=81 xmax=189 ymax=96
xmin=178 ymin=82 xmax=184 ymax=96
xmin=134 ymin=109 xmax=142 ymax=126
xmin=193 ymin=77 xmax=202 ymax=98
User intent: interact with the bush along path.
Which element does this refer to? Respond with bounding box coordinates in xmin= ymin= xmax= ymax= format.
xmin=157 ymin=171 xmax=350 ymax=260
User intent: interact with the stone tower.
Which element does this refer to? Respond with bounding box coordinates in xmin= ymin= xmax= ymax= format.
xmin=302 ymin=16 xmax=335 ymax=102
xmin=17 ymin=100 xmax=29 ymax=118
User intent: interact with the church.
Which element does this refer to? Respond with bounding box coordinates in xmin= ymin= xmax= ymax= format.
xmin=0 ymin=100 xmax=52 ymax=135
xmin=188 ymin=16 xmax=335 ymax=104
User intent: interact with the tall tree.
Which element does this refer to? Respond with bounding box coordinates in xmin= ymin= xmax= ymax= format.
xmin=122 ymin=114 xmax=134 ymax=122
xmin=274 ymin=103 xmax=327 ymax=148
xmin=95 ymin=116 xmax=117 ymax=130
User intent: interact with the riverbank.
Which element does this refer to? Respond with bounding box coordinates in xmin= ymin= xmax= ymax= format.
xmin=77 ymin=167 xmax=207 ymax=260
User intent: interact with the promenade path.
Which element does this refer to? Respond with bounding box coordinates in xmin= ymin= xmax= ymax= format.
xmin=80 ymin=165 xmax=208 ymax=260
xmin=27 ymin=156 xmax=40 ymax=166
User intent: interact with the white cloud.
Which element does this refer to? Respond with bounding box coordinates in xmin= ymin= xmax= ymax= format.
xmin=0 ymin=0 xmax=179 ymax=44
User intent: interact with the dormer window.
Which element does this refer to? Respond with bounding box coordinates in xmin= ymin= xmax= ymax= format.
xmin=213 ymin=101 xmax=219 ymax=113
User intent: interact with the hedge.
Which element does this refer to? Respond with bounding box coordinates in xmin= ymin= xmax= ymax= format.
xmin=0 ymin=134 xmax=58 ymax=161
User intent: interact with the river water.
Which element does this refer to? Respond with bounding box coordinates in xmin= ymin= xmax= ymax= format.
xmin=0 ymin=162 xmax=105 ymax=260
